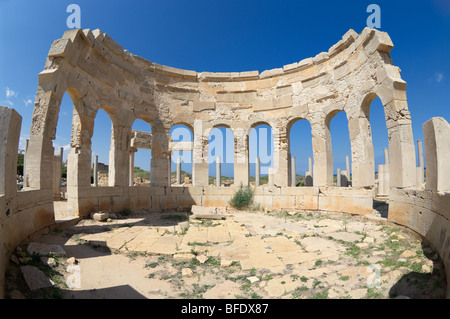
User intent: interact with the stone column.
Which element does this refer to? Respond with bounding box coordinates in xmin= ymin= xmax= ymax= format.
xmin=234 ymin=127 xmax=249 ymax=187
xmin=0 ymin=106 xmax=21 ymax=198
xmin=109 ymin=123 xmax=132 ymax=187
xmin=337 ymin=168 xmax=341 ymax=187
xmin=255 ymin=157 xmax=260 ymax=187
xmin=305 ymin=157 xmax=313 ymax=186
xmin=311 ymin=118 xmax=333 ymax=186
xmin=384 ymin=148 xmax=389 ymax=164
xmin=192 ymin=119 xmax=209 ymax=187
xmin=272 ymin=125 xmax=289 ymax=187
xmin=150 ymin=127 xmax=170 ymax=187
xmin=416 ymin=140 xmax=424 ymax=188
xmin=93 ymin=155 xmax=98 ymax=187
xmin=216 ymin=156 xmax=221 ymax=187
xmin=59 ymin=147 xmax=64 ymax=185
xmin=423 ymin=117 xmax=450 ymax=192
xmin=129 ymin=148 xmax=137 ymax=186
xmin=53 ymin=154 xmax=62 ymax=199
xmin=291 ymin=156 xmax=296 ymax=187
xmin=385 ymin=108 xmax=417 ymax=188
xmin=348 ymin=116 xmax=375 ymax=188
xmin=176 ymin=156 xmax=182 ymax=185
xmin=23 ymin=139 xmax=29 ymax=185
xmin=268 ymin=168 xmax=274 ymax=187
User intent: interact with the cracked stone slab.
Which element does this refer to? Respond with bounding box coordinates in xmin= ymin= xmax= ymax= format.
xmin=27 ymin=242 xmax=67 ymax=257
xmin=20 ymin=265 xmax=54 ymax=291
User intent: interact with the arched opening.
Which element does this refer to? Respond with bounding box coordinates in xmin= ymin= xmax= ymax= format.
xmin=249 ymin=124 xmax=273 ymax=187
xmin=91 ymin=109 xmax=113 ymax=187
xmin=208 ymin=126 xmax=234 ymax=186
xmin=130 ymin=119 xmax=152 ymax=186
xmin=327 ymin=111 xmax=352 ymax=187
xmin=363 ymin=94 xmax=391 ymax=217
xmin=288 ymin=119 xmax=313 ymax=186
xmin=51 ymin=92 xmax=73 ymax=219
xmin=170 ymin=124 xmax=193 ymax=186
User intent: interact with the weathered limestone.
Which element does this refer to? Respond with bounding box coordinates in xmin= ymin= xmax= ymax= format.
xmin=255 ymin=157 xmax=260 ymax=187
xmin=176 ymin=156 xmax=182 ymax=185
xmin=423 ymin=118 xmax=450 ymax=192
xmin=0 ymin=107 xmax=21 ymax=198
xmin=216 ymin=157 xmax=221 ymax=187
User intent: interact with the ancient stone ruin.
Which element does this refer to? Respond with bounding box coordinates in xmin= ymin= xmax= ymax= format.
xmin=0 ymin=27 xmax=449 ymax=298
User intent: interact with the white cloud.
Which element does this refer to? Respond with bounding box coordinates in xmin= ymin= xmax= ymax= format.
xmin=24 ymin=99 xmax=33 ymax=106
xmin=435 ymin=72 xmax=444 ymax=83
xmin=6 ymin=87 xmax=18 ymax=98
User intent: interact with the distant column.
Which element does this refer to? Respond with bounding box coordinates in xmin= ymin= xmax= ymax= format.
xmin=255 ymin=157 xmax=260 ymax=187
xmin=176 ymin=156 xmax=182 ymax=185
xmin=291 ymin=156 xmax=296 ymax=187
xmin=384 ymin=148 xmax=389 ymax=164
xmin=305 ymin=157 xmax=313 ymax=186
xmin=268 ymin=168 xmax=274 ymax=187
xmin=337 ymin=168 xmax=341 ymax=187
xmin=216 ymin=156 xmax=221 ymax=187
xmin=129 ymin=148 xmax=137 ymax=186
xmin=416 ymin=140 xmax=424 ymax=188
xmin=23 ymin=138 xmax=29 ymax=183
xmin=93 ymin=155 xmax=98 ymax=187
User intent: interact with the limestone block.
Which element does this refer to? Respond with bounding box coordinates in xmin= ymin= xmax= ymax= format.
xmin=0 ymin=106 xmax=21 ymax=197
xmin=423 ymin=117 xmax=450 ymax=192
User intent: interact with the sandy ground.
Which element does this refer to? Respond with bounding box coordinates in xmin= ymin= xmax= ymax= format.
xmin=4 ymin=209 xmax=447 ymax=299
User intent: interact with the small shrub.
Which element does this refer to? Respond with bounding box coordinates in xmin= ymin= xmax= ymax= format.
xmin=229 ymin=183 xmax=254 ymax=210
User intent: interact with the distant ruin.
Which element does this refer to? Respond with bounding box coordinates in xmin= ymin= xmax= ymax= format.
xmin=0 ymin=27 xmax=448 ymax=298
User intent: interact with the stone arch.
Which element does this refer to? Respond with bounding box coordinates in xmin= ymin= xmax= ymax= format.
xmin=325 ymin=108 xmax=352 ymax=187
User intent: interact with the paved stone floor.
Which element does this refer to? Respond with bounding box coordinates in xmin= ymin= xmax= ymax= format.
xmin=4 ymin=209 xmax=447 ymax=299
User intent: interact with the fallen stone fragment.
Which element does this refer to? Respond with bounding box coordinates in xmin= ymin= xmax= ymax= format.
xmin=248 ymin=276 xmax=260 ymax=284
xmin=40 ymin=257 xmax=56 ymax=267
xmin=182 ymin=268 xmax=194 ymax=277
xmin=27 ymin=242 xmax=67 ymax=257
xmin=191 ymin=205 xmax=225 ymax=220
xmin=20 ymin=265 xmax=54 ymax=291
xmin=220 ymin=259 xmax=233 ymax=268
xmin=66 ymin=257 xmax=78 ymax=265
xmin=196 ymin=255 xmax=208 ymax=264
xmin=90 ymin=211 xmax=109 ymax=221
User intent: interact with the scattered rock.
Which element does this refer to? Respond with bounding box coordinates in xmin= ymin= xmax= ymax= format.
xmin=20 ymin=265 xmax=54 ymax=291
xmin=90 ymin=211 xmax=109 ymax=222
xmin=191 ymin=205 xmax=225 ymax=220
xmin=9 ymin=290 xmax=26 ymax=299
xmin=182 ymin=268 xmax=194 ymax=277
xmin=40 ymin=257 xmax=56 ymax=267
xmin=356 ymin=243 xmax=369 ymax=250
xmin=248 ymin=276 xmax=260 ymax=284
xmin=10 ymin=255 xmax=20 ymax=265
xmin=173 ymin=253 xmax=195 ymax=262
xmin=66 ymin=257 xmax=78 ymax=265
xmin=421 ymin=264 xmax=432 ymax=273
xmin=399 ymin=250 xmax=415 ymax=258
xmin=196 ymin=255 xmax=208 ymax=264
xmin=27 ymin=242 xmax=67 ymax=257
xmin=363 ymin=237 xmax=375 ymax=244
xmin=220 ymin=259 xmax=233 ymax=268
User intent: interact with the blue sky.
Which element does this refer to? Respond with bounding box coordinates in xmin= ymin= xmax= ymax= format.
xmin=1 ymin=0 xmax=449 ymax=177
